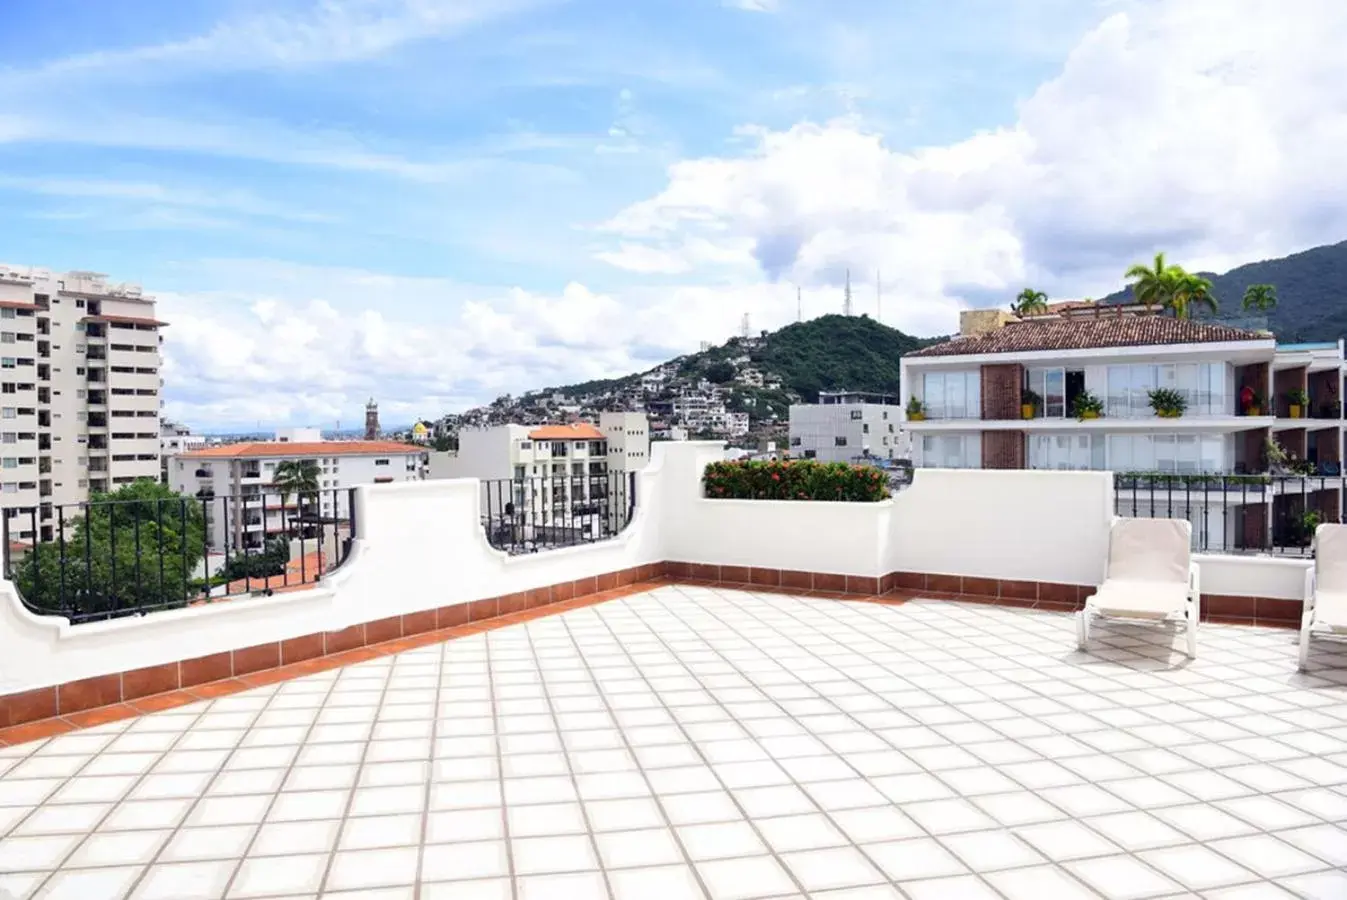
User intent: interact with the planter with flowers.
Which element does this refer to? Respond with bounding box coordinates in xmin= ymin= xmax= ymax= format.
xmin=702 ymin=459 xmax=890 ymax=502
xmin=1287 ymin=388 xmax=1309 ymax=419
xmin=1073 ymin=391 xmax=1104 ymax=421
xmin=1148 ymin=387 xmax=1187 ymax=419
xmin=905 ymin=396 xmax=926 ymax=422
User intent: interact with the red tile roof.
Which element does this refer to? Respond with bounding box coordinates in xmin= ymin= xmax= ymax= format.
xmin=529 ymin=423 xmax=605 ymax=441
xmin=181 ymin=441 xmax=420 ymax=459
xmin=0 ymin=300 xmax=39 ymax=311
xmin=910 ymin=315 xmax=1270 ymax=358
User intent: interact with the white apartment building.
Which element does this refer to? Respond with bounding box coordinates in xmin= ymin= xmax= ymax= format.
xmin=432 ymin=413 xmax=650 ymax=543
xmin=0 ymin=265 xmax=164 ymax=544
xmin=160 ymin=420 xmax=206 ymax=483
xmin=900 ymin=306 xmax=1347 ymax=550
xmin=167 ymin=437 xmax=423 ymax=552
xmin=789 ymin=392 xmax=911 ymax=463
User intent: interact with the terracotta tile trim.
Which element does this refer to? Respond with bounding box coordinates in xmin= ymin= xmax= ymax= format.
xmin=0 ymin=563 xmax=668 ymax=744
xmin=665 ymin=563 xmax=1304 ymax=625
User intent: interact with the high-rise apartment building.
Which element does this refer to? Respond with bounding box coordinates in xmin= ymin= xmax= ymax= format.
xmin=0 ymin=265 xmax=164 ymax=543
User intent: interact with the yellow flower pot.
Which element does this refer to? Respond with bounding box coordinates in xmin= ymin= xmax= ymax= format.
xmin=1289 ymin=405 xmax=1302 ymax=419
xmin=908 ymin=412 xmax=925 ymax=422
xmin=1081 ymin=410 xmax=1099 ymax=420
xmin=1021 ymin=404 xmax=1035 ymax=420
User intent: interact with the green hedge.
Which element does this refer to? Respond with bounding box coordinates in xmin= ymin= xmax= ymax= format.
xmin=703 ymin=459 xmax=890 ymax=502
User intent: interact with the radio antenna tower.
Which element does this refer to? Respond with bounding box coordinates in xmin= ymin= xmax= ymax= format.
xmin=843 ymin=269 xmax=853 ymax=316
xmin=796 ymin=286 xmax=802 ymax=322
xmin=740 ymin=312 xmax=750 ymax=338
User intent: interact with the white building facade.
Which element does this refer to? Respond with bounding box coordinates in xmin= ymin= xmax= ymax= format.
xmin=900 ymin=307 xmax=1347 ymax=551
xmin=789 ymin=392 xmax=910 ymax=463
xmin=0 ymin=265 xmax=165 ymax=543
xmin=168 ymin=439 xmax=423 ymax=552
xmin=431 ymin=413 xmax=650 ymax=545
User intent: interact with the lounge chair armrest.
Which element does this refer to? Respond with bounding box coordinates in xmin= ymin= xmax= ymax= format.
xmin=1304 ymin=565 xmax=1316 ymax=613
xmin=1189 ymin=562 xmax=1201 ymax=619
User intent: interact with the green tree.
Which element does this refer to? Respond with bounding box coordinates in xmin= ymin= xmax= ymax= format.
xmin=271 ymin=459 xmax=320 ymax=504
xmin=221 ymin=537 xmax=290 ymax=581
xmin=1125 ymin=252 xmax=1182 ymax=310
xmin=1242 ymin=283 xmax=1278 ymax=312
xmin=704 ymin=361 xmax=736 ymax=383
xmin=14 ymin=480 xmax=207 ymax=619
xmin=1168 ymin=272 xmax=1218 ymax=320
xmin=1011 ymin=288 xmax=1049 ymax=316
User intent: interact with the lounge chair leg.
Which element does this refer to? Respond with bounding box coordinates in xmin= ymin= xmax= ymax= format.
xmin=1076 ymin=610 xmax=1089 ymax=651
xmin=1298 ymin=619 xmax=1312 ymax=672
xmin=1185 ymin=609 xmax=1197 ymax=659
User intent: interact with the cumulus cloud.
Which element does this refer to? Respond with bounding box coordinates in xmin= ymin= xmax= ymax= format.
xmin=600 ymin=0 xmax=1347 ymax=330
xmin=154 ymin=0 xmax=1347 ymax=427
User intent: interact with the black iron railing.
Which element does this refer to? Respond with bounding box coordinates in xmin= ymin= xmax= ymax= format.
xmin=2 ymin=487 xmax=357 ymax=624
xmin=1113 ymin=473 xmax=1343 ymax=556
xmin=482 ymin=472 xmax=636 ymax=555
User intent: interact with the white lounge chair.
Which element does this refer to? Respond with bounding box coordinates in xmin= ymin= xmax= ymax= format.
xmin=1299 ymin=523 xmax=1347 ymax=671
xmin=1077 ymin=517 xmax=1200 ymax=658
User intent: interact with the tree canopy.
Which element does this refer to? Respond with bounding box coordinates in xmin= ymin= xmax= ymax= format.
xmin=14 ymin=480 xmax=207 ymax=620
xmin=1011 ymin=288 xmax=1049 ymax=316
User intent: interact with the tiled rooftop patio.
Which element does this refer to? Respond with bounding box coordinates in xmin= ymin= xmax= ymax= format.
xmin=2 ymin=585 xmax=1346 ymax=899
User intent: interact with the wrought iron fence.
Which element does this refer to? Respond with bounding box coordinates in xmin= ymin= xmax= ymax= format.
xmin=1112 ymin=472 xmax=1342 ymax=556
xmin=481 ymin=471 xmax=636 ymax=555
xmin=2 ymin=487 xmax=357 ymax=624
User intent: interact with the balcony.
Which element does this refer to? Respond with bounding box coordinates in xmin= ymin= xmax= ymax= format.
xmin=0 ymin=444 xmax=1342 ymax=895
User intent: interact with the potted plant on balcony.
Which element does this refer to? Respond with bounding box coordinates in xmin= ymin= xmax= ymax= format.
xmin=1242 ymin=387 xmax=1264 ymax=416
xmin=1147 ymin=387 xmax=1187 ymax=418
xmin=1021 ymin=388 xmax=1041 ymax=420
xmin=905 ymin=396 xmax=926 ymax=422
xmin=1073 ymin=391 xmax=1103 ymax=421
xmin=1299 ymin=508 xmax=1322 ymax=547
xmin=1287 ymin=387 xmax=1309 ymax=419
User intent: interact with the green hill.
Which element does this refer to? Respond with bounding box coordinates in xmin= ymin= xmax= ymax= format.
xmin=545 ymin=314 xmax=934 ymax=411
xmin=1101 ymin=239 xmax=1347 ymax=342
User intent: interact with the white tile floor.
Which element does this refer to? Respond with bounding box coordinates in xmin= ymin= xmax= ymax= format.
xmin=2 ymin=584 xmax=1347 ymax=899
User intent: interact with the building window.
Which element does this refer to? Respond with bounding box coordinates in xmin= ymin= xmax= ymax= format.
xmin=0 ymin=309 xmax=12 ymax=319
xmin=921 ymin=434 xmax=981 ymax=469
xmin=1028 ymin=434 xmax=1106 ymax=471
xmin=374 ymin=458 xmax=390 ymax=466
xmin=862 ymin=423 xmax=870 ymax=434
xmin=834 ymin=436 xmax=848 ymax=447
xmin=0 ymin=333 xmax=13 ymax=344
xmin=922 ymin=371 xmax=981 ymax=419
xmin=849 ymin=410 xmax=863 ymax=421
xmin=1106 ymin=363 xmax=1227 ymax=418
xmin=551 ymin=442 xmax=568 ymax=456
xmin=1 ymin=408 xmax=13 ymax=419
xmin=0 ymin=359 xmax=13 ymax=369
xmin=790 ymin=437 xmax=802 ymax=447
xmin=519 ymin=442 xmax=532 ymax=450
xmin=2 ymin=458 xmax=16 ymax=468
xmin=1106 ymin=433 xmax=1225 ymax=474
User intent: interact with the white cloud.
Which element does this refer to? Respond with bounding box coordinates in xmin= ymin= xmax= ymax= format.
xmin=156 ymin=258 xmax=899 ymax=428
xmin=725 ymin=0 xmax=780 ymax=11
xmin=600 ymin=0 xmax=1347 ymax=334
xmin=13 ymin=0 xmax=545 ymax=79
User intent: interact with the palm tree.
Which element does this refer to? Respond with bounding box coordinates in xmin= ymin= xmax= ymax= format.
xmin=1124 ymin=253 xmax=1183 ymax=311
xmin=1242 ymin=283 xmax=1278 ymax=312
xmin=1011 ymin=288 xmax=1049 ymax=317
xmin=272 ymin=459 xmax=320 ymax=508
xmin=1168 ymin=272 xmax=1218 ymax=320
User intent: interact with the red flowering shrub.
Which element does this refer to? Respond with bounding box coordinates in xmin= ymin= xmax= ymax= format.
xmin=702 ymin=459 xmax=890 ymax=502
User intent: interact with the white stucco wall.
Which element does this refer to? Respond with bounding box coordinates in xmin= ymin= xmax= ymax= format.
xmin=1193 ymin=553 xmax=1311 ymax=601
xmin=0 ymin=441 xmax=1316 ymax=699
xmin=890 ymin=468 xmax=1115 ymax=586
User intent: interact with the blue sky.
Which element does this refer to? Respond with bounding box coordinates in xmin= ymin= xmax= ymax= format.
xmin=1 ymin=0 xmax=1343 ymax=429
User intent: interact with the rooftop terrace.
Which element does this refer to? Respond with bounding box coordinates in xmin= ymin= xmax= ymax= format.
xmin=1 ymin=442 xmax=1345 ymax=898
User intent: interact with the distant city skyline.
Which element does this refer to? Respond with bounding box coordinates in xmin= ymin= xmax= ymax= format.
xmin=2 ymin=0 xmax=1344 ymax=428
